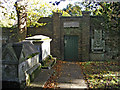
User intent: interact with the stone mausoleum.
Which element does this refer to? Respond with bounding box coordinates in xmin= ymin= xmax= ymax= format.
xmin=27 ymin=12 xmax=120 ymax=61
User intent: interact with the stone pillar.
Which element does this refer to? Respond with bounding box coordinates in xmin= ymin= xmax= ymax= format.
xmin=52 ymin=12 xmax=61 ymax=59
xmin=81 ymin=11 xmax=90 ymax=61
xmin=15 ymin=1 xmax=27 ymax=41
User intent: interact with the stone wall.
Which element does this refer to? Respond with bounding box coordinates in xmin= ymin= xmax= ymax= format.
xmin=26 ymin=12 xmax=120 ymax=61
xmin=2 ymin=27 xmax=28 ymax=45
xmin=2 ymin=27 xmax=19 ymax=44
xmin=81 ymin=12 xmax=90 ymax=61
xmin=90 ymin=16 xmax=105 ymax=60
xmin=105 ymin=30 xmax=120 ymax=60
xmin=90 ymin=16 xmax=120 ymax=61
xmin=27 ymin=17 xmax=53 ymax=38
xmin=52 ymin=12 xmax=61 ymax=58
xmin=2 ymin=11 xmax=119 ymax=61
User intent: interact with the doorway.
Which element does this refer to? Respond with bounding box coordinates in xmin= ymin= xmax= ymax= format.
xmin=64 ymin=35 xmax=78 ymax=61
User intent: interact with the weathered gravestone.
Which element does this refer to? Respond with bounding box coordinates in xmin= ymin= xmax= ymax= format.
xmin=2 ymin=42 xmax=41 ymax=88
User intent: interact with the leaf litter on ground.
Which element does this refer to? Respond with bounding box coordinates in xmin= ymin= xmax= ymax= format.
xmin=43 ymin=60 xmax=120 ymax=89
xmin=80 ymin=61 xmax=120 ymax=89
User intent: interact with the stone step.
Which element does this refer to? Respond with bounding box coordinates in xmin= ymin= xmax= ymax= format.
xmin=24 ymin=58 xmax=56 ymax=89
xmin=41 ymin=58 xmax=56 ymax=69
xmin=25 ymin=69 xmax=54 ymax=89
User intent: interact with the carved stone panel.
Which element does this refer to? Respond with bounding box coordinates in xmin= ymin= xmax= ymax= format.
xmin=91 ymin=29 xmax=105 ymax=53
xmin=64 ymin=21 xmax=79 ymax=28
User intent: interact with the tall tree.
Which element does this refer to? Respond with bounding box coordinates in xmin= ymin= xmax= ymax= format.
xmin=81 ymin=1 xmax=120 ymax=32
xmin=0 ymin=0 xmax=56 ymax=27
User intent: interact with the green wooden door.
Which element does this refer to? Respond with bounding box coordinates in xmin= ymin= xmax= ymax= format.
xmin=64 ymin=35 xmax=78 ymax=61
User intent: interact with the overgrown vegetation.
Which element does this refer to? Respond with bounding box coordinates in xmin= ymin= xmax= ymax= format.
xmin=80 ymin=61 xmax=120 ymax=89
xmin=41 ymin=55 xmax=56 ymax=69
xmin=43 ymin=60 xmax=120 ymax=89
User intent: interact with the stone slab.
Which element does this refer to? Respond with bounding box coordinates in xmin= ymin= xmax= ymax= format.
xmin=28 ymin=69 xmax=54 ymax=88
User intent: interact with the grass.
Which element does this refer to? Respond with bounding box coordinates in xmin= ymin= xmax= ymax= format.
xmin=80 ymin=61 xmax=120 ymax=89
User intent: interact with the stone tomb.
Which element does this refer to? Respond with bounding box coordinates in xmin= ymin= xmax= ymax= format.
xmin=25 ymin=35 xmax=52 ymax=62
xmin=2 ymin=42 xmax=41 ymax=88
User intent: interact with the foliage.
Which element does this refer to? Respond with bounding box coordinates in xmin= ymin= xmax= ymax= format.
xmin=26 ymin=0 xmax=56 ymax=27
xmin=63 ymin=4 xmax=82 ymax=16
xmin=81 ymin=2 xmax=120 ymax=32
xmin=0 ymin=0 xmax=17 ymax=27
xmin=54 ymin=10 xmax=71 ymax=16
xmin=81 ymin=61 xmax=120 ymax=89
xmin=1 ymin=0 xmax=120 ymax=30
xmin=62 ymin=1 xmax=120 ymax=33
xmin=0 ymin=0 xmax=56 ymax=27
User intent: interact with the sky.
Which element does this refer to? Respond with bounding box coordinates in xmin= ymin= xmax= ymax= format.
xmin=44 ymin=0 xmax=82 ymax=9
xmin=0 ymin=0 xmax=82 ymax=10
